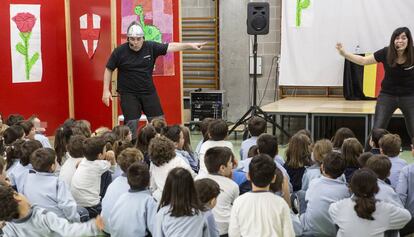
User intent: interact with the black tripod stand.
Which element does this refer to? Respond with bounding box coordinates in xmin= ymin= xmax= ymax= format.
xmin=228 ymin=35 xmax=290 ymax=138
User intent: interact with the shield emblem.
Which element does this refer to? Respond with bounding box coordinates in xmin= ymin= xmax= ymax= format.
xmin=79 ymin=13 xmax=100 ymax=59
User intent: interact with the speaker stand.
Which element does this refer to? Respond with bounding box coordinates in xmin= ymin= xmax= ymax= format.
xmin=228 ymin=35 xmax=290 ymax=138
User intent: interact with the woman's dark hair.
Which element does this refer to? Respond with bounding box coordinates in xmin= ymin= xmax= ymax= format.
xmin=350 ymin=168 xmax=379 ymax=220
xmin=5 ymin=139 xmax=25 ymax=170
xmin=20 ymin=140 xmax=42 ymax=166
xmin=3 ymin=125 xmax=24 ymax=145
xmin=332 ymin=127 xmax=355 ymax=149
xmin=136 ymin=125 xmax=157 ymax=153
xmin=54 ymin=120 xmax=75 ymax=165
xmin=0 ymin=186 xmax=19 ymax=221
xmin=158 ymin=167 xmax=203 ymax=217
xmin=387 ymin=27 xmax=414 ymax=67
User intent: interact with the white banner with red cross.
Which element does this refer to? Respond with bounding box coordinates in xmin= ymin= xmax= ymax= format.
xmin=79 ymin=13 xmax=100 ymax=59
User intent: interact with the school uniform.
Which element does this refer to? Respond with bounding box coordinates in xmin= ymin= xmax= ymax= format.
xmin=204 ymin=209 xmax=220 ymax=237
xmin=22 ymin=172 xmax=80 ymax=222
xmin=198 ymin=140 xmax=234 ymax=175
xmin=10 ymin=162 xmax=33 ymax=192
xmin=34 ymin=133 xmax=52 ymax=148
xmin=228 ymin=191 xmax=295 ymax=237
xmin=59 ymin=154 xmax=82 ymax=187
xmin=389 ymin=156 xmax=408 ymax=189
xmin=108 ymin=189 xmax=157 ymax=237
xmin=6 ymin=159 xmax=20 ymax=188
xmin=396 ymin=164 xmax=414 ymax=236
xmin=195 ymin=173 xmax=239 ymax=235
xmin=329 ymin=197 xmax=411 ymax=237
xmin=300 ymin=176 xmax=351 ymax=237
xmin=101 ymin=174 xmax=130 ymax=233
xmin=376 ymin=179 xmax=403 ymax=208
xmin=150 ymin=156 xmax=194 ymax=201
xmin=301 ymin=164 xmax=321 ymax=191
xmin=176 ymin=149 xmax=199 ymax=173
xmin=153 ymin=205 xmax=209 ymax=237
xmin=1 ymin=206 xmax=99 ymax=237
xmin=239 ymin=136 xmax=258 ymax=161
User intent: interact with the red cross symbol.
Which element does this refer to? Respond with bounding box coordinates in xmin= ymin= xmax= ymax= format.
xmin=80 ymin=13 xmax=100 ymax=59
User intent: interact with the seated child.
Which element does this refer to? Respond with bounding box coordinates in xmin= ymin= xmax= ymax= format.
xmin=331 ymin=127 xmax=355 ymax=152
xmin=71 ymin=136 xmax=116 ymax=218
xmin=300 ymin=152 xmax=350 ymax=237
xmin=12 ymin=140 xmax=42 ymax=192
xmin=149 ymin=136 xmax=194 ymax=201
xmin=196 ymin=147 xmax=239 ymax=236
xmin=228 ymin=154 xmax=295 ymax=237
xmin=163 ymin=125 xmax=199 ymax=173
xmin=0 ymin=186 xmax=103 ymax=236
xmin=357 ymin=152 xmax=374 ymax=168
xmin=341 ymin=138 xmax=363 ymax=182
xmin=109 ymin=161 xmax=157 ymax=237
xmin=194 ymin=117 xmax=214 ymax=157
xmin=379 ymin=134 xmax=407 ymax=189
xmin=102 ymin=148 xmax=143 ymax=233
xmin=195 ymin=178 xmax=221 ymax=237
xmin=59 ymin=135 xmax=86 ymax=186
xmin=198 ymin=119 xmax=234 ymax=175
xmin=329 ymin=169 xmax=411 ymax=237
xmin=154 ymin=167 xmax=209 ymax=237
xmin=366 ymin=155 xmax=403 ymax=207
xmin=136 ymin=125 xmax=157 ymax=166
xmin=22 ymin=148 xmax=80 ymax=222
xmin=301 ymin=139 xmax=332 ymax=191
xmin=369 ymin=128 xmax=389 ymax=154
xmin=239 ymin=116 xmax=267 ymax=160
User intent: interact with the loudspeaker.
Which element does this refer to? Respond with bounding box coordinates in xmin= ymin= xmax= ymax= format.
xmin=247 ymin=2 xmax=269 ymax=35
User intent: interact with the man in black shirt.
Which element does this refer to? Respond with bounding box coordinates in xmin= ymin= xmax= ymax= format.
xmin=102 ymin=22 xmax=205 ymax=139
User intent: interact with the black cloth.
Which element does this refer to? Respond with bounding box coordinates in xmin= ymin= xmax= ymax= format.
xmin=344 ymin=167 xmax=358 ymax=183
xmin=374 ymin=47 xmax=414 ymax=96
xmin=120 ymin=92 xmax=164 ymax=121
xmin=283 ymin=165 xmax=306 ymax=192
xmin=106 ymin=41 xmax=168 ymax=94
xmin=343 ymin=55 xmax=372 ymax=100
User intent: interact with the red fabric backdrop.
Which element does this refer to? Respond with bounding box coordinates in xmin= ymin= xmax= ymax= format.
xmin=0 ymin=0 xmax=69 ymax=135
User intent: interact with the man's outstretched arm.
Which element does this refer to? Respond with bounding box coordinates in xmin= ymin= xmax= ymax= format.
xmin=167 ymin=42 xmax=206 ymax=53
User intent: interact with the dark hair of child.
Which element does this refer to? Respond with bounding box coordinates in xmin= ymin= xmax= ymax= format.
xmin=379 ymin=134 xmax=401 ymax=157
xmin=248 ymin=145 xmax=259 ymax=158
xmin=162 ymin=125 xmax=181 ymax=143
xmin=0 ymin=186 xmax=19 ymax=221
xmin=127 ymin=161 xmax=150 ymax=190
xmin=357 ymin=152 xmax=374 ymax=168
xmin=5 ymin=114 xmax=24 ymax=126
xmin=204 ymin=147 xmax=233 ymax=174
xmin=112 ymin=140 xmax=134 ymax=159
xmin=54 ymin=121 xmax=74 ymax=165
xmin=151 ymin=118 xmax=167 ymax=134
xmin=30 ymin=148 xmax=56 ymax=172
xmin=112 ymin=125 xmax=131 ymax=141
xmin=5 ymin=139 xmax=25 ymax=170
xmin=180 ymin=125 xmax=193 ymax=154
xmin=200 ymin=118 xmax=214 ymax=142
xmin=247 ymin=116 xmax=267 ymax=136
xmin=285 ymin=133 xmax=312 ymax=168
xmin=194 ymin=178 xmax=220 ymax=204
xmin=249 ymin=154 xmax=276 ymax=187
xmin=118 ymin=148 xmax=144 ymax=173
xmin=20 ymin=140 xmax=42 ymax=166
xmin=322 ymin=152 xmax=346 ymax=179
xmin=16 ymin=120 xmax=34 ymax=137
xmin=3 ymin=125 xmax=24 ymax=145
xmin=83 ymin=137 xmax=106 ymax=161
xmin=67 ymin=135 xmax=86 ymax=158
xmin=269 ymin=167 xmax=284 ymax=193
xmin=72 ymin=120 xmax=92 ymax=138
xmin=295 ymin=129 xmax=312 ymax=142
xmin=341 ymin=138 xmax=363 ymax=168
xmin=148 ymin=136 xmax=176 ymax=167
xmin=365 ymin=155 xmax=391 ymax=180
xmin=207 ymin=119 xmax=228 ymax=141
xmin=349 ymin=168 xmax=379 ymax=220
xmin=159 ymin=167 xmax=203 ymax=217
xmin=332 ymin=127 xmax=355 ymax=149
xmin=371 ymin=128 xmax=389 ymax=148
xmin=136 ymin=125 xmax=157 ymax=154
xmin=257 ymin=134 xmax=278 ymax=157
